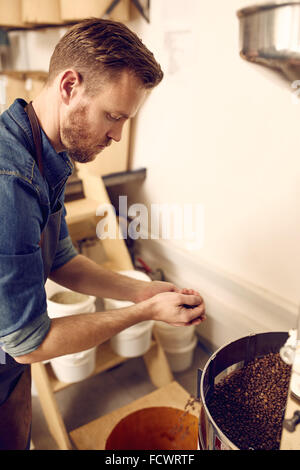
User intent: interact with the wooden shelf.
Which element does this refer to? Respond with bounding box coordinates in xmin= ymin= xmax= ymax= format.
xmin=0 ymin=0 xmax=150 ymax=31
xmin=32 ymin=332 xmax=174 ymax=450
xmin=45 ymin=340 xmax=155 ymax=393
xmin=0 ymin=70 xmax=48 ymax=79
xmin=103 ymin=167 xmax=146 ymax=187
xmin=65 ymin=169 xmax=147 ymax=203
xmin=2 ymin=20 xmax=85 ymax=32
xmin=65 ymin=197 xmax=100 ymax=225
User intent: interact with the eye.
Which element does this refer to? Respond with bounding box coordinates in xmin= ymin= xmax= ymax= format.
xmin=106 ymin=113 xmax=122 ymax=122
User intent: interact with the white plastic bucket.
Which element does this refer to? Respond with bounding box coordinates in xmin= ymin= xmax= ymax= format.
xmin=154 ymin=322 xmax=196 ymax=350
xmin=45 ymin=279 xmax=96 ymax=317
xmin=164 ymin=335 xmax=198 ymax=372
xmin=45 ymin=280 xmax=97 ymax=383
xmin=110 ymin=321 xmax=154 ymax=358
xmin=104 ymin=270 xmax=153 ymax=357
xmin=117 ymin=270 xmax=152 ymax=283
xmin=50 ymin=347 xmax=96 ymax=383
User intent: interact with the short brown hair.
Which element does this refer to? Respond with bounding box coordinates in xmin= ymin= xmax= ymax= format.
xmin=48 ymin=18 xmax=163 ymax=91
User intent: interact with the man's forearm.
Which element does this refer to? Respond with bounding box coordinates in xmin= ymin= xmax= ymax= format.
xmin=49 ymin=254 xmax=147 ymax=302
xmin=14 ymin=290 xmax=206 ymax=364
xmin=14 ymin=303 xmax=147 ymax=364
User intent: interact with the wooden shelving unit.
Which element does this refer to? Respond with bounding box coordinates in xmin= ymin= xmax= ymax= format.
xmin=45 ymin=341 xmax=131 ymax=394
xmin=0 ymin=0 xmax=150 ymax=31
xmin=41 ymin=338 xmax=158 ymax=394
xmin=32 ymin=333 xmax=173 ymax=449
xmin=65 ymin=168 xmax=146 ymax=202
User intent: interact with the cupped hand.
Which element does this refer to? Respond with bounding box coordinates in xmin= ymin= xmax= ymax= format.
xmin=143 ymin=290 xmax=206 ymax=327
xmin=133 ymin=280 xmax=180 ymax=303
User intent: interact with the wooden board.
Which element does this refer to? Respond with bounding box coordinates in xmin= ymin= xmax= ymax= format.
xmin=70 ymin=381 xmax=200 ymax=450
xmin=65 ymin=172 xmax=133 ymax=272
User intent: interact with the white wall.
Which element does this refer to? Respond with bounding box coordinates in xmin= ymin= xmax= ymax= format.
xmin=7 ymin=1 xmax=300 ymax=349
xmin=121 ymin=0 xmax=300 ymax=348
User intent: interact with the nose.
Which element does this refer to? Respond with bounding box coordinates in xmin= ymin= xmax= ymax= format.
xmin=107 ymin=122 xmax=124 ymax=143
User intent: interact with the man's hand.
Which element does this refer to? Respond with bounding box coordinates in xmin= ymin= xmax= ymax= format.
xmin=133 ymin=280 xmax=206 ymax=326
xmin=133 ymin=280 xmax=180 ymax=302
xmin=141 ymin=290 xmax=206 ymax=327
xmin=133 ymin=280 xmax=202 ymax=301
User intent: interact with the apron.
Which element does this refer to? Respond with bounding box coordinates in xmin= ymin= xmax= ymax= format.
xmin=0 ymin=102 xmax=63 ymax=450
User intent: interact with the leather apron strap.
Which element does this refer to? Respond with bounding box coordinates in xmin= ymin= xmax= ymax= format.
xmin=25 ymin=101 xmax=62 ymax=281
xmin=25 ymin=101 xmax=43 ymax=174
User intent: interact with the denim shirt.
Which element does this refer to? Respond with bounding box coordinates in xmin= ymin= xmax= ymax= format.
xmin=0 ymin=99 xmax=78 ymax=357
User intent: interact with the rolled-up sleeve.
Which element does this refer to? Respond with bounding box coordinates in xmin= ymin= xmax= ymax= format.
xmin=51 ymin=234 xmax=78 ymax=271
xmin=0 ymin=175 xmax=50 ymax=356
xmin=0 ymin=311 xmax=50 ymax=356
xmin=51 ymin=203 xmax=78 ymax=272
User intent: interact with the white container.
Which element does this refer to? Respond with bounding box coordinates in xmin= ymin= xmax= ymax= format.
xmin=50 ymin=348 xmax=96 ymax=383
xmin=164 ymin=335 xmax=198 ymax=373
xmin=104 ymin=270 xmax=153 ymax=357
xmin=45 ymin=279 xmax=96 ymax=318
xmin=154 ymin=322 xmax=196 ymax=350
xmin=110 ymin=321 xmax=154 ymax=358
xmin=45 ymin=280 xmax=97 ymax=383
xmin=117 ymin=270 xmax=152 ymax=283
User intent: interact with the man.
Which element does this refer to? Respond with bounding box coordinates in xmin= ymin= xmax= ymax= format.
xmin=0 ymin=19 xmax=205 ymax=450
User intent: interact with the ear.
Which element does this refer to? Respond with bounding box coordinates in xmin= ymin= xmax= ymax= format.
xmin=59 ymin=70 xmax=82 ymax=104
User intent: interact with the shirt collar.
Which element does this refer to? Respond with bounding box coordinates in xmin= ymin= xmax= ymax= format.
xmin=8 ymin=99 xmax=73 ymax=190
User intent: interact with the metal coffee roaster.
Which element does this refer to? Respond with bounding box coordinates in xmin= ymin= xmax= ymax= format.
xmin=197 ymin=331 xmax=300 ymax=450
xmin=237 ymin=1 xmax=300 ymax=85
xmin=197 ymin=2 xmax=300 ymax=450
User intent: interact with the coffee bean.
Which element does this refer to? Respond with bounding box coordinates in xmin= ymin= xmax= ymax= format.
xmin=207 ymin=353 xmax=291 ymax=450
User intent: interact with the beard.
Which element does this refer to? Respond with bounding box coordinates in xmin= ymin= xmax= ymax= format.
xmin=61 ymin=104 xmax=111 ymax=163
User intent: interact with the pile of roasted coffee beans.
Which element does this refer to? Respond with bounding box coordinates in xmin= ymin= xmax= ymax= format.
xmin=207 ymin=352 xmax=291 ymax=450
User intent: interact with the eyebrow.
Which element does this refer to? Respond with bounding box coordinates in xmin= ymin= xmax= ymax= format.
xmin=108 ymin=110 xmax=129 ymax=119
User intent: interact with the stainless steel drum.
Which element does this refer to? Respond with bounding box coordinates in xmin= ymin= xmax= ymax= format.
xmin=197 ymin=331 xmax=289 ymax=450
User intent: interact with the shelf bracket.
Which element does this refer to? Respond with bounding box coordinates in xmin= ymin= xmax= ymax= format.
xmin=105 ymin=0 xmax=150 ymax=23
xmin=130 ymin=0 xmax=150 ymax=23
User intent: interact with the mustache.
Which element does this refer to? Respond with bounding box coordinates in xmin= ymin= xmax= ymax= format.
xmin=103 ymin=139 xmax=112 ymax=147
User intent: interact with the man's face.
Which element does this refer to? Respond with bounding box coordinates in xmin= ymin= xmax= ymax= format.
xmin=60 ymin=70 xmax=148 ymax=163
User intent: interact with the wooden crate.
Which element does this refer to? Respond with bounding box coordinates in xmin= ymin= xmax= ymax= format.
xmin=60 ymin=0 xmax=130 ymax=22
xmin=22 ymin=0 xmax=62 ymax=25
xmin=0 ymin=0 xmax=24 ymax=27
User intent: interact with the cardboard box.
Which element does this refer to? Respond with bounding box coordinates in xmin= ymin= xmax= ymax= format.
xmin=22 ymin=0 xmax=62 ymax=25
xmin=0 ymin=72 xmax=47 ymax=108
xmin=60 ymin=0 xmax=130 ymax=22
xmin=0 ymin=0 xmax=24 ymax=27
xmin=60 ymin=0 xmax=111 ymax=21
xmin=76 ymin=119 xmax=130 ymax=177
